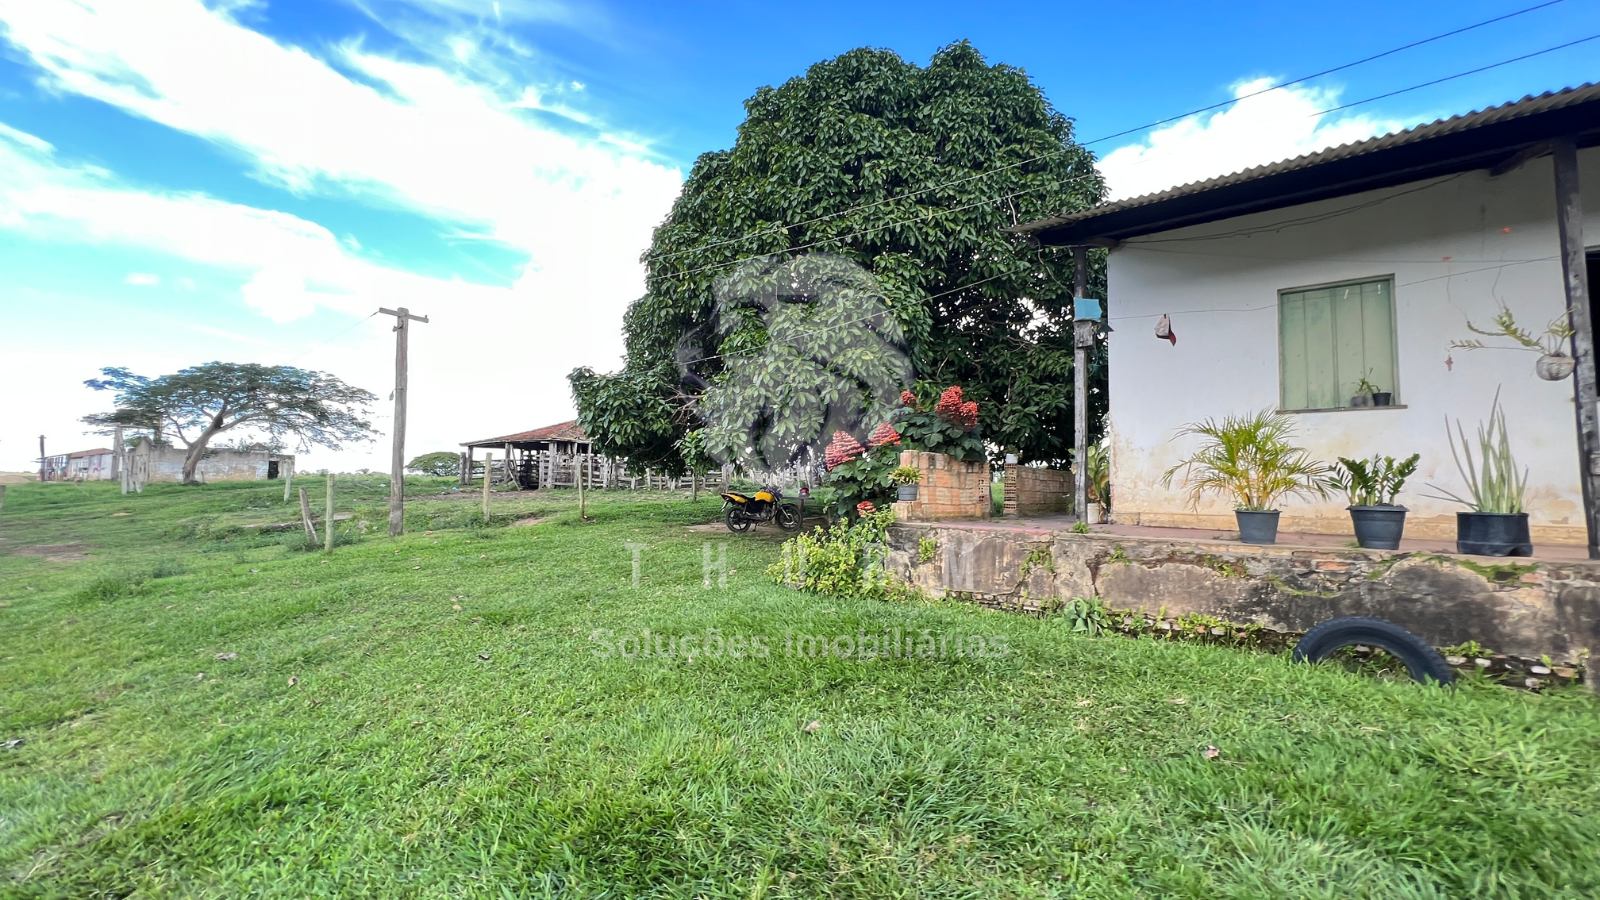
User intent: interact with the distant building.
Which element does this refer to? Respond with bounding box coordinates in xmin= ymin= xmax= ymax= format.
xmin=127 ymin=439 xmax=295 ymax=483
xmin=41 ymin=448 xmax=116 ymax=481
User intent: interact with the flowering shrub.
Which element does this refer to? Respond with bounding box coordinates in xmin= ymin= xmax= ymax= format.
xmin=856 ymin=500 xmax=877 ymax=515
xmin=823 ymin=430 xmax=866 ymax=471
xmin=894 ymin=385 xmax=986 ymax=463
xmin=867 ymin=422 xmax=902 ymax=448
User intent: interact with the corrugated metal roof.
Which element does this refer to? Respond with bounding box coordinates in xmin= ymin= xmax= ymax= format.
xmin=463 ymin=420 xmax=588 ymax=447
xmin=1010 ymin=82 xmax=1600 ymax=237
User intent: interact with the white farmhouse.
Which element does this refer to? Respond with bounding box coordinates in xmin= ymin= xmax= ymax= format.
xmin=1014 ymin=84 xmax=1600 ymax=549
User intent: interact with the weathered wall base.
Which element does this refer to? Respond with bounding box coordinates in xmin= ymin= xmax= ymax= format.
xmin=886 ymin=523 xmax=1600 ymax=664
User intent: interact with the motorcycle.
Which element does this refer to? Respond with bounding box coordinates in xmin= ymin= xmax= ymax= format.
xmin=721 ymin=486 xmax=802 ymax=533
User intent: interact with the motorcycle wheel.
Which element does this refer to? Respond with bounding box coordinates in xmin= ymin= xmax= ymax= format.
xmin=725 ymin=507 xmax=753 ymax=533
xmin=776 ymin=503 xmax=802 ymax=532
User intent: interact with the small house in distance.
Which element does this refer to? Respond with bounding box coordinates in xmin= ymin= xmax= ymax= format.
xmin=41 ymin=448 xmax=116 ymax=481
xmin=1012 ymin=83 xmax=1600 ymax=546
xmin=127 ymin=440 xmax=295 ymax=483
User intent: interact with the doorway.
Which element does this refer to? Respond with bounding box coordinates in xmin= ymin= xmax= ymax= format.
xmin=267 ymin=460 xmax=280 ymax=480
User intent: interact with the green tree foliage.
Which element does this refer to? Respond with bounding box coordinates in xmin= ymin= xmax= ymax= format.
xmin=83 ymin=363 xmax=375 ymax=484
xmin=407 ymin=452 xmax=462 ymax=478
xmin=571 ymin=41 xmax=1106 ymax=472
xmin=697 ymin=253 xmax=912 ymax=474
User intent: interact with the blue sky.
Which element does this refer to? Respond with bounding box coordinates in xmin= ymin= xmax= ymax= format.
xmin=1 ymin=0 xmax=1597 ymax=472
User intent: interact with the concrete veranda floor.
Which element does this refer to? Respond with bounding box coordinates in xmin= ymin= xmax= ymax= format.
xmin=957 ymin=515 xmax=1593 ymax=564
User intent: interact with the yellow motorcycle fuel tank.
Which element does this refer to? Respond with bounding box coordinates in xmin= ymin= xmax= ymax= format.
xmin=754 ymin=491 xmax=775 ymax=503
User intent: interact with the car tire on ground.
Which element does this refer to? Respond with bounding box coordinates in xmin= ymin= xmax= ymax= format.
xmin=1293 ymin=616 xmax=1455 ymax=685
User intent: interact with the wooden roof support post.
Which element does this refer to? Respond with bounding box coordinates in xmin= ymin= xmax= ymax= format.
xmin=1073 ymin=245 xmax=1090 ymax=525
xmin=1553 ymin=137 xmax=1600 ymax=559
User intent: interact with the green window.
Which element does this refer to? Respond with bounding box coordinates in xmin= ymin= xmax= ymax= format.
xmin=1279 ymin=277 xmax=1398 ymax=411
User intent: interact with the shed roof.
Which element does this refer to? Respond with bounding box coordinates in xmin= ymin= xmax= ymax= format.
xmin=67 ymin=448 xmax=114 ymax=459
xmin=1011 ymin=82 xmax=1600 ymax=245
xmin=462 ymin=420 xmax=589 ymax=448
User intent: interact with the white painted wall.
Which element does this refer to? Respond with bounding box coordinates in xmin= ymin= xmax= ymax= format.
xmin=1106 ymin=147 xmax=1600 ymax=544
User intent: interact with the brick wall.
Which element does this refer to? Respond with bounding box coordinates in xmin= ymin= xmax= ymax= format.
xmin=1003 ymin=463 xmax=1073 ymax=516
xmin=891 ymin=451 xmax=991 ymax=522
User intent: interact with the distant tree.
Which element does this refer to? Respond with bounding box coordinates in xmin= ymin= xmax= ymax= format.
xmin=407 ymin=451 xmax=461 ymax=477
xmin=571 ymin=41 xmax=1106 ymax=471
xmin=84 ymin=362 xmax=376 ymax=484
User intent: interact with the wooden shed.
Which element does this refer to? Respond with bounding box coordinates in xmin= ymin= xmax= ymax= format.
xmin=460 ymin=421 xmax=607 ymax=490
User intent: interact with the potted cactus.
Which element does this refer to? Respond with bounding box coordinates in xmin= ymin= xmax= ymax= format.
xmin=1162 ymin=409 xmax=1328 ymax=544
xmin=891 ymin=465 xmax=923 ymax=501
xmin=1426 ymin=395 xmax=1531 ymax=556
xmin=1327 ymin=453 xmax=1419 ymax=549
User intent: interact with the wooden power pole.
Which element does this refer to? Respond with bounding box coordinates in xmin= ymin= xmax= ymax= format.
xmin=38 ymin=435 xmax=45 ymax=482
xmin=1553 ymin=137 xmax=1600 ymax=559
xmin=1072 ymin=246 xmax=1092 ymax=524
xmin=379 ymin=306 xmax=429 ymax=537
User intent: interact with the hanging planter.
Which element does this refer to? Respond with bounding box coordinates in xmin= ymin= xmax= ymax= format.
xmin=1452 ymin=304 xmax=1576 ymax=384
xmin=1536 ymin=352 xmax=1575 ymax=381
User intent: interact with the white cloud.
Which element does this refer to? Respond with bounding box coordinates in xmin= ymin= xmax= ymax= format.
xmin=1099 ymin=79 xmax=1411 ymax=202
xmin=124 ymin=271 xmax=160 ymax=286
xmin=0 ymin=0 xmax=686 ymax=472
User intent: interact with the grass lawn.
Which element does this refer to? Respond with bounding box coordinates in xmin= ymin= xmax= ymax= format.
xmin=1 ymin=478 xmax=1598 ymax=898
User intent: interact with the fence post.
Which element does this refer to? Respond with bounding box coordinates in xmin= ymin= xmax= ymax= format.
xmin=325 ymin=474 xmax=335 ymax=553
xmin=482 ymin=452 xmax=492 ymax=521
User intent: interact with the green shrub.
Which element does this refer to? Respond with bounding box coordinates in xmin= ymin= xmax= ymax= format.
xmin=769 ymin=510 xmax=917 ymax=601
xmin=76 ymin=573 xmax=148 ymax=603
xmin=1064 ymin=596 xmax=1111 ymax=636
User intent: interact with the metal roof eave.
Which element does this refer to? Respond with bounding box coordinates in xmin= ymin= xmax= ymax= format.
xmin=1014 ymin=84 xmax=1600 ymax=246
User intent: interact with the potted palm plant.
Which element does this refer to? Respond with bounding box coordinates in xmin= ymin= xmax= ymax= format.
xmin=1327 ymin=453 xmax=1419 ymax=549
xmin=1086 ymin=442 xmax=1110 ymax=524
xmin=1162 ymin=409 xmax=1328 ymax=544
xmin=1426 ymin=395 xmax=1531 ymax=556
xmin=890 ymin=465 xmax=923 ymax=501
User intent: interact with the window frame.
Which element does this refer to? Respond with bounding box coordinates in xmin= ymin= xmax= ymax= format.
xmin=1276 ymin=274 xmax=1401 ymax=413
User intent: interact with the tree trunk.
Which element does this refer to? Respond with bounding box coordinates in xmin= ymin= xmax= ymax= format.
xmin=181 ymin=426 xmax=225 ymax=484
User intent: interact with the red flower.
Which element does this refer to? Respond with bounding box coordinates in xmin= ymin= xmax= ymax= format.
xmin=868 ymin=422 xmax=901 ymax=448
xmin=899 ymin=390 xmax=918 ymax=408
xmin=856 ymin=501 xmax=877 ymax=515
xmin=958 ymin=400 xmax=979 ymax=429
xmin=934 ymin=385 xmax=965 ymax=420
xmin=824 ymin=430 xmax=865 ymax=471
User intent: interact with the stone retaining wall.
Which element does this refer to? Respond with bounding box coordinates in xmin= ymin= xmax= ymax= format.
xmin=891 ymin=451 xmax=990 ymax=522
xmin=1003 ymin=463 xmax=1072 ymax=516
xmin=885 ymin=523 xmax=1600 ymax=665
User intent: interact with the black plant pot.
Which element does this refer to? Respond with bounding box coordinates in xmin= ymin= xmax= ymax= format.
xmin=1349 ymin=505 xmax=1407 ymax=549
xmin=1372 ymin=392 xmax=1393 ymax=406
xmin=1456 ymin=511 xmax=1532 ymax=557
xmin=1236 ymin=509 xmax=1281 ymax=545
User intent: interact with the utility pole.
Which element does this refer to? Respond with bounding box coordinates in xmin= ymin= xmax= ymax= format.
xmin=1553 ymin=137 xmax=1599 ymax=559
xmin=379 ymin=306 xmax=429 ymax=537
xmin=1072 ymin=246 xmax=1092 ymax=524
xmin=38 ymin=435 xmax=46 ymax=482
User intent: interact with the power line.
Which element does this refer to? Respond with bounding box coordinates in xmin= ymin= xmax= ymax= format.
xmin=1310 ymin=31 xmax=1600 ymax=117
xmin=647 ymin=0 xmax=1570 ymax=265
xmin=653 ymin=29 xmax=1593 ymax=284
xmin=285 ymin=311 xmax=379 ymax=366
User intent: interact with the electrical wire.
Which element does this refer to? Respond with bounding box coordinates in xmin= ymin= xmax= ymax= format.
xmin=646 ymin=0 xmax=1571 ymax=264
xmin=285 ymin=311 xmax=379 ymax=366
xmin=1310 ymin=31 xmax=1600 ymax=117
